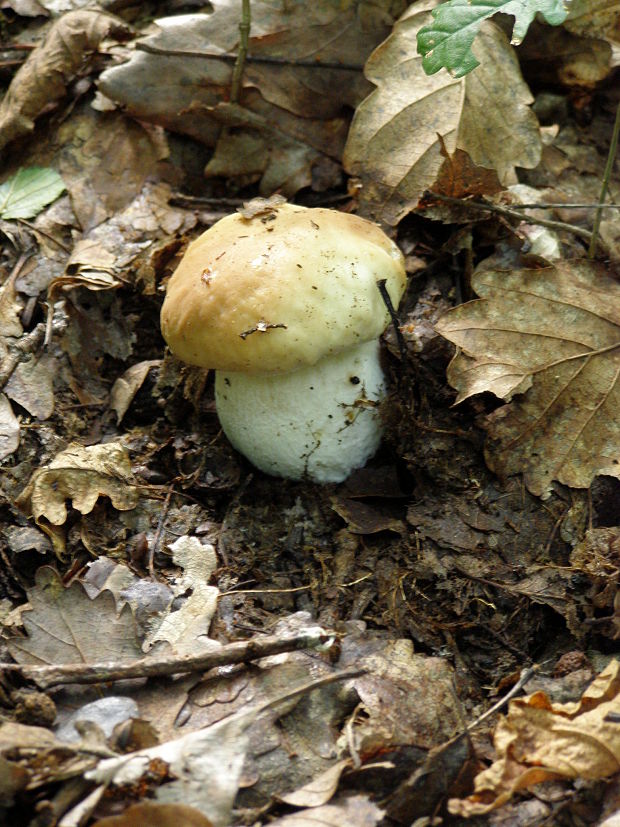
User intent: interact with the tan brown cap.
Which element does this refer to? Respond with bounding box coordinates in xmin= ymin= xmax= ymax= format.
xmin=160 ymin=203 xmax=406 ymax=374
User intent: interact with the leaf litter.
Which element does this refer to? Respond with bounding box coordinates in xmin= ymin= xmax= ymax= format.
xmin=436 ymin=258 xmax=620 ymax=496
xmin=0 ymin=1 xmax=619 ymax=826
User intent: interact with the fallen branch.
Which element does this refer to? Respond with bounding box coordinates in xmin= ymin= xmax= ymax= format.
xmin=3 ymin=628 xmax=335 ymax=689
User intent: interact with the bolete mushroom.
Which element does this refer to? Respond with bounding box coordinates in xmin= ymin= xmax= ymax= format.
xmin=160 ymin=202 xmax=406 ymax=483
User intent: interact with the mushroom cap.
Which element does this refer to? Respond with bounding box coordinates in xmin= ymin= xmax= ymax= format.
xmin=160 ymin=203 xmax=406 ymax=373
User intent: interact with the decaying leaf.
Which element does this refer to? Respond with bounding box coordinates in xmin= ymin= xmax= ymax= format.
xmin=5 ymin=353 xmax=56 ymax=420
xmin=269 ymin=795 xmax=384 ymax=827
xmin=518 ymin=23 xmax=612 ymax=89
xmin=145 ymin=536 xmax=220 ymax=655
xmin=87 ymin=695 xmax=255 ymax=826
xmin=428 ymin=140 xmax=503 ymax=201
xmin=56 ymin=107 xmax=170 ymax=232
xmin=0 ymin=10 xmax=133 ymax=151
xmin=449 ymin=659 xmax=620 ymax=816
xmin=564 ymin=0 xmax=620 ymax=39
xmin=98 ymin=1 xmax=405 ymax=196
xmin=435 ymin=259 xmax=620 ymax=496
xmin=0 ymin=270 xmax=23 ymax=340
xmin=343 ymin=3 xmax=541 ymax=225
xmin=277 ymin=759 xmax=351 ymax=808
xmin=92 ymin=802 xmax=214 ymax=827
xmin=6 ymin=566 xmax=143 ymax=669
xmin=0 ymin=394 xmax=20 ymax=461
xmin=15 ymin=442 xmax=140 ymax=556
xmin=0 ymin=720 xmax=96 ymax=791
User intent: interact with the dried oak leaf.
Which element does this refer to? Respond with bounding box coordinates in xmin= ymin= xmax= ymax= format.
xmin=343 ymin=2 xmax=540 ymax=225
xmin=449 ymin=659 xmax=620 ymax=816
xmin=98 ymin=1 xmax=404 ymax=196
xmin=7 ymin=566 xmax=143 ymax=669
xmin=268 ymin=795 xmax=383 ymax=827
xmin=0 ymin=10 xmax=133 ymax=151
xmin=435 ymin=259 xmax=620 ymax=497
xmin=16 ymin=442 xmax=139 ymax=556
xmin=92 ymin=802 xmax=214 ymax=827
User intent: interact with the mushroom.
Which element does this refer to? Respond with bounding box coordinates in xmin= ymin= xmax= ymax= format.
xmin=160 ymin=202 xmax=406 ymax=483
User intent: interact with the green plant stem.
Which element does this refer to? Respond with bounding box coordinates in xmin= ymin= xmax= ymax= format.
xmin=230 ymin=0 xmax=251 ymax=104
xmin=589 ymin=98 xmax=620 ymax=258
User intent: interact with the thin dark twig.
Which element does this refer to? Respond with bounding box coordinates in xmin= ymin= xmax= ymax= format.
xmin=426 ymin=192 xmax=592 ymax=242
xmin=148 ymin=483 xmax=174 ymax=578
xmin=377 ymin=278 xmax=408 ymax=364
xmin=589 ymin=97 xmax=620 ymax=258
xmin=230 ymin=0 xmax=251 ymax=104
xmin=16 ymin=218 xmax=71 ymax=253
xmin=134 ymin=42 xmax=362 ymax=70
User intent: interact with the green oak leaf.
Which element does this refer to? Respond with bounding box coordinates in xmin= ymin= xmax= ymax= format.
xmin=0 ymin=167 xmax=66 ymax=220
xmin=418 ymin=0 xmax=568 ymax=77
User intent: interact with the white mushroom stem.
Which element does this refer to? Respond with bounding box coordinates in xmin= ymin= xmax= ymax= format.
xmin=214 ymin=340 xmax=386 ymax=483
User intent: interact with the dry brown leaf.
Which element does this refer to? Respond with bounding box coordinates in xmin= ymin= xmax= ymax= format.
xmin=55 ymin=107 xmax=169 ymax=232
xmin=0 ymin=271 xmax=23 ymax=341
xmin=449 ymin=659 xmax=620 ymax=816
xmin=565 ymin=0 xmax=620 ymax=40
xmin=519 ymin=24 xmax=612 ymax=88
xmin=331 ymin=497 xmax=404 ymax=534
xmin=429 ymin=141 xmax=504 ymax=201
xmin=6 ymin=566 xmax=143 ymax=669
xmin=5 ymin=353 xmax=56 ymax=420
xmin=0 ymin=10 xmax=132 ymax=151
xmin=92 ymin=802 xmax=214 ymax=827
xmin=343 ymin=3 xmax=541 ymax=225
xmin=435 ymin=259 xmax=620 ymax=497
xmin=16 ymin=441 xmax=139 ymax=556
xmin=98 ymin=1 xmax=404 ymax=196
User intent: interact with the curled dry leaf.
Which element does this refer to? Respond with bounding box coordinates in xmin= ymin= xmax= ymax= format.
xmin=435 ymin=259 xmax=620 ymax=497
xmin=15 ymin=442 xmax=139 ymax=556
xmin=0 ymin=10 xmax=133 ymax=152
xmin=343 ymin=2 xmax=541 ymax=225
xmin=110 ymin=360 xmax=161 ymax=424
xmin=449 ymin=659 xmax=620 ymax=816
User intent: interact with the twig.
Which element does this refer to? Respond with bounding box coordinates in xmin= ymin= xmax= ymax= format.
xmin=377 ymin=278 xmax=408 ymax=363
xmin=134 ymin=42 xmax=362 ymax=70
xmin=426 ymin=192 xmax=593 ymax=243
xmin=3 ymin=628 xmax=338 ymax=689
xmin=504 ymin=202 xmax=620 ymax=211
xmin=147 ymin=483 xmax=174 ymax=578
xmin=230 ymin=0 xmax=251 ymax=104
xmin=0 ymin=323 xmax=45 ymax=389
xmin=466 ymin=663 xmax=542 ymax=731
xmin=589 ymin=97 xmax=620 ymax=258
xmin=16 ymin=218 xmax=71 ymax=253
